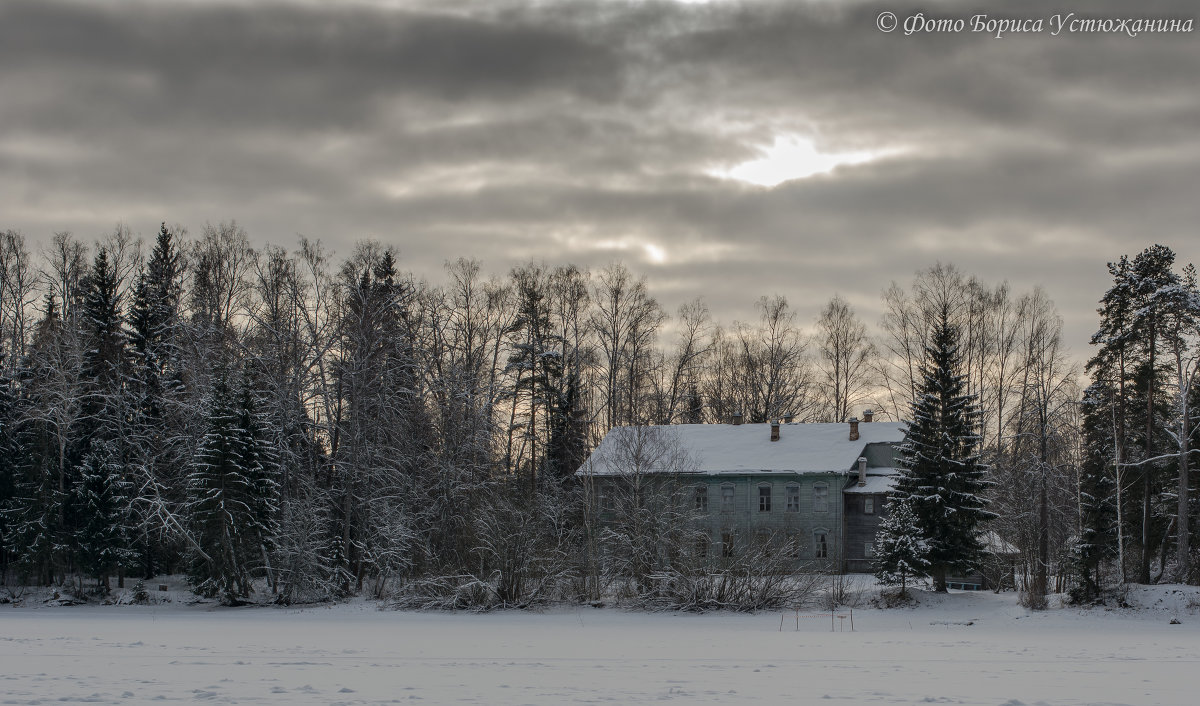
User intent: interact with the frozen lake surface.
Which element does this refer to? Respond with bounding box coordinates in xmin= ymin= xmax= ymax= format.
xmin=2 ymin=586 xmax=1198 ymax=705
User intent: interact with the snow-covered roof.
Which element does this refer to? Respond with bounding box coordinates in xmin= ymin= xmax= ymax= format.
xmin=983 ymin=531 xmax=1019 ymax=556
xmin=843 ymin=472 xmax=897 ymax=494
xmin=578 ymin=422 xmax=905 ymax=476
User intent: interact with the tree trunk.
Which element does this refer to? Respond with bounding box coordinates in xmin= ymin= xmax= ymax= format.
xmin=1178 ymin=394 xmax=1190 ymax=582
xmin=1142 ymin=324 xmax=1155 ymax=585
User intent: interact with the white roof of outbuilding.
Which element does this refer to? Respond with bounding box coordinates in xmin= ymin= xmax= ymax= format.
xmin=843 ymin=471 xmax=899 ymax=494
xmin=578 ymin=422 xmax=905 ymax=476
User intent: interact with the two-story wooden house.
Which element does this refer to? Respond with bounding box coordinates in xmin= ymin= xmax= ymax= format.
xmin=578 ymin=414 xmax=905 ymax=572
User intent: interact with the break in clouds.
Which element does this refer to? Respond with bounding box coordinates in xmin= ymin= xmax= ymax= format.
xmin=2 ymin=0 xmax=1199 ymax=350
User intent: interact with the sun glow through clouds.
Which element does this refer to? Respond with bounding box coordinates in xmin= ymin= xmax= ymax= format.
xmin=713 ymin=134 xmax=896 ymax=187
xmin=642 ymin=243 xmax=667 ymax=264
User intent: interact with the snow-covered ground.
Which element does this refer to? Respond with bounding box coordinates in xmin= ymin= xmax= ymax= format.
xmin=2 ymin=584 xmax=1199 ymax=705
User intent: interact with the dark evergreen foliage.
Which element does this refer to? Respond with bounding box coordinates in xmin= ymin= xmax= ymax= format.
xmin=1084 ymin=244 xmax=1192 ymax=586
xmin=185 ymin=373 xmax=278 ymax=603
xmin=3 ymin=223 xmax=1188 ymax=606
xmin=74 ymin=440 xmax=135 ymax=591
xmin=1071 ymin=381 xmax=1120 ymax=601
xmin=892 ymin=305 xmax=992 ymax=592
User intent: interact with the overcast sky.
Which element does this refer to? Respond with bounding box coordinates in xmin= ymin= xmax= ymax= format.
xmin=3 ymin=0 xmax=1198 ymax=353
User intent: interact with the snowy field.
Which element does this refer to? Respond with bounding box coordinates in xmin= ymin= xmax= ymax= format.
xmin=3 ymin=585 xmax=1199 ymax=705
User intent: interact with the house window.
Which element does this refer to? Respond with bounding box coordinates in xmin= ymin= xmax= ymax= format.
xmin=721 ymin=484 xmax=735 ymax=509
xmin=695 ymin=486 xmax=708 ymax=512
xmin=695 ymin=534 xmax=710 ymax=559
xmin=864 ymin=542 xmax=875 ymax=559
xmin=813 ymin=483 xmax=828 ymax=513
xmin=598 ymin=487 xmax=614 ymax=512
xmin=786 ymin=484 xmax=800 ymax=512
xmin=721 ymin=529 xmax=736 ymax=558
xmin=864 ymin=496 xmax=875 ymax=515
xmin=758 ymin=484 xmax=771 ymax=512
xmin=814 ymin=530 xmax=829 ymax=559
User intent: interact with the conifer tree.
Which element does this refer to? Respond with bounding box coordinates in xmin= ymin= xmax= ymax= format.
xmin=893 ymin=305 xmax=992 ymax=592
xmin=873 ymin=498 xmax=929 ymax=598
xmin=79 ymin=247 xmax=127 ymax=437
xmin=505 ymin=264 xmax=564 ymax=493
xmin=1071 ymin=382 xmax=1119 ymax=601
xmin=127 ymin=223 xmax=187 ymax=577
xmin=185 ymin=373 xmax=277 ymax=603
xmin=5 ymin=415 xmax=65 ymax=585
xmin=75 ymin=439 xmax=134 ymax=591
xmin=128 ymin=225 xmax=185 ymax=421
xmin=1126 ymin=245 xmax=1179 ymax=584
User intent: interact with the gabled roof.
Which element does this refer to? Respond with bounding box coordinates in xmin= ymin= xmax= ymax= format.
xmin=578 ymin=422 xmax=905 ymax=476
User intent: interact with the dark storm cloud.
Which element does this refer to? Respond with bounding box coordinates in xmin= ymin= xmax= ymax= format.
xmin=2 ymin=0 xmax=1199 ymax=354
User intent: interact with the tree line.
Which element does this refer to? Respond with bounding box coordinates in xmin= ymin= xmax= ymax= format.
xmin=0 ymin=223 xmax=1191 ymax=605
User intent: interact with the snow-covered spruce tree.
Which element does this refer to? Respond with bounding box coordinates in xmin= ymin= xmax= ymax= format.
xmin=125 ymin=225 xmax=189 ymax=579
xmin=185 ymin=373 xmax=278 ymax=603
xmin=892 ymin=304 xmax=993 ymax=592
xmin=235 ymin=381 xmax=279 ymax=573
xmin=872 ymin=498 xmax=929 ymax=599
xmin=74 ymin=439 xmax=135 ymax=592
xmin=78 ymin=247 xmax=128 ymax=445
xmin=127 ymin=222 xmax=186 ymax=424
xmin=242 ymin=244 xmax=334 ymax=600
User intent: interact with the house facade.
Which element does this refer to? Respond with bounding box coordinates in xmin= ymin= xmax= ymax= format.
xmin=577 ymin=415 xmax=905 ymax=573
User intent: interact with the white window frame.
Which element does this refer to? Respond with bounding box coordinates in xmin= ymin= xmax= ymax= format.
xmin=758 ymin=483 xmax=772 ymax=512
xmin=813 ymin=482 xmax=829 ymax=513
xmin=813 ymin=529 xmax=829 ymax=559
xmin=786 ymin=484 xmax=800 ymax=512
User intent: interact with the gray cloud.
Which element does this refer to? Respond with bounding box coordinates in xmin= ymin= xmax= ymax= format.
xmin=2 ymin=0 xmax=1199 ymax=355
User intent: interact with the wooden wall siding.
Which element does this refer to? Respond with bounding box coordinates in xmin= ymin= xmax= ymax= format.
xmin=693 ymin=473 xmax=845 ymax=568
xmin=843 ymin=491 xmax=889 ymax=572
xmin=591 ymin=447 xmax=901 ymax=573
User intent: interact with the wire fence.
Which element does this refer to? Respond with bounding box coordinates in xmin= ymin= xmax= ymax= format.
xmin=780 ymin=607 xmax=855 ymax=632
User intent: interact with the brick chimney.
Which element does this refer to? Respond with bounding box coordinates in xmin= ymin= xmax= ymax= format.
xmin=857 ymin=456 xmax=868 ymax=487
xmin=770 ymin=421 xmax=780 ymax=442
xmin=732 ymin=411 xmax=744 ymax=426
xmin=783 ymin=412 xmax=794 ymax=424
xmin=862 ymin=408 xmax=874 ymax=423
xmin=848 ymin=417 xmax=860 ymax=441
